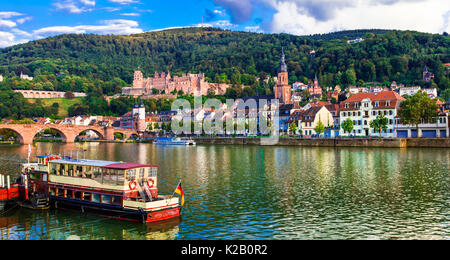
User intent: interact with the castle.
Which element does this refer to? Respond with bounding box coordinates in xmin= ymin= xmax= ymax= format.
xmin=122 ymin=71 xmax=232 ymax=97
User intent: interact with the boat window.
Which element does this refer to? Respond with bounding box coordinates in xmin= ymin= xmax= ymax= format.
xmin=92 ymin=193 xmax=101 ymax=203
xmin=83 ymin=192 xmax=92 ymax=201
xmin=68 ymin=165 xmax=74 ymax=177
xmin=112 ymin=196 xmax=122 ymax=206
xmin=57 ymin=188 xmax=64 ymax=197
xmin=50 ymin=164 xmax=57 ymax=175
xmin=76 ymin=166 xmax=83 ymax=177
xmin=74 ymin=191 xmax=82 ymax=200
xmin=149 ymin=167 xmax=157 ymax=178
xmin=49 ymin=188 xmax=56 ymax=196
xmin=139 ymin=168 xmax=145 ymax=178
xmin=67 ymin=190 xmax=73 ymax=199
xmin=102 ymin=195 xmax=111 ymax=204
xmin=127 ymin=169 xmax=136 ymax=181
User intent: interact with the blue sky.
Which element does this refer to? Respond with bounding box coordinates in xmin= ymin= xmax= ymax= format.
xmin=0 ymin=0 xmax=449 ymax=48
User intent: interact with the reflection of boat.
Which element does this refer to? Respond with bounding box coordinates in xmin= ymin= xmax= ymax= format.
xmin=153 ymin=137 xmax=196 ymax=146
xmin=20 ymin=154 xmax=182 ymax=223
xmin=0 ymin=174 xmax=19 ymax=211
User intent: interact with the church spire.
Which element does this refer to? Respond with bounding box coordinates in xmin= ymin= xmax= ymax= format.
xmin=279 ymin=47 xmax=287 ymax=73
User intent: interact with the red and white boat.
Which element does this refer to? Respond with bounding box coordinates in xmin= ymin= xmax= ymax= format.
xmin=20 ymin=155 xmax=183 ymax=223
xmin=0 ymin=174 xmax=20 ymax=211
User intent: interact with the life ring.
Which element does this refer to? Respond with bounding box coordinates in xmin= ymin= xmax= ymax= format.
xmin=129 ymin=181 xmax=137 ymax=190
xmin=25 ymin=168 xmax=29 ymax=174
xmin=147 ymin=179 xmax=155 ymax=188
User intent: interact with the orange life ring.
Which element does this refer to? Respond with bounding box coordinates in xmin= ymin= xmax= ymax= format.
xmin=147 ymin=179 xmax=155 ymax=188
xmin=129 ymin=181 xmax=137 ymax=190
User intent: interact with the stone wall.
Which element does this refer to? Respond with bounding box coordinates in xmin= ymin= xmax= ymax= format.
xmin=193 ymin=137 xmax=450 ymax=148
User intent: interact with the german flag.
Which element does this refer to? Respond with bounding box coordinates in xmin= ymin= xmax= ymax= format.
xmin=175 ymin=183 xmax=184 ymax=206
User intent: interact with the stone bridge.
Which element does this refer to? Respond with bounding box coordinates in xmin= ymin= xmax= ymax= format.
xmin=0 ymin=124 xmax=138 ymax=144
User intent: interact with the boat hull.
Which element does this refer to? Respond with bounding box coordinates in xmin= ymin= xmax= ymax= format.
xmin=0 ymin=186 xmax=20 ymax=211
xmin=50 ymin=196 xmax=181 ymax=223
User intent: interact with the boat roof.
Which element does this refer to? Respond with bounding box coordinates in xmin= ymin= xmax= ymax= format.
xmin=50 ymin=158 xmax=122 ymax=167
xmin=37 ymin=154 xmax=59 ymax=158
xmin=49 ymin=158 xmax=157 ymax=169
xmin=102 ymin=163 xmax=157 ymax=170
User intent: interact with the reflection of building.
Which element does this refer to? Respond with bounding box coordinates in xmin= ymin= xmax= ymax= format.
xmin=122 ymin=70 xmax=231 ymax=97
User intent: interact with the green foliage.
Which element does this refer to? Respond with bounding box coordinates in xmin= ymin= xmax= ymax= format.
xmin=289 ymin=122 xmax=297 ymax=135
xmin=341 ymin=118 xmax=354 ymax=134
xmin=369 ymin=115 xmax=389 ymax=135
xmin=314 ymin=120 xmax=325 ymax=135
xmin=398 ymin=91 xmax=439 ymax=134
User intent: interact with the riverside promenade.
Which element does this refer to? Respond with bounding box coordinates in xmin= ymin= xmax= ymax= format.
xmin=192 ymin=137 xmax=450 ymax=148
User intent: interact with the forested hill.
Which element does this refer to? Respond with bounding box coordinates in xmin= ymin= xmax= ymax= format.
xmin=0 ymin=27 xmax=449 ymax=93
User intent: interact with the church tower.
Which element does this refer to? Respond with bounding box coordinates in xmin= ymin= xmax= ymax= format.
xmin=274 ymin=48 xmax=292 ymax=104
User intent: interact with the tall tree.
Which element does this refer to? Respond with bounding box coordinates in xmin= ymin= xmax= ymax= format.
xmin=398 ymin=91 xmax=439 ymax=137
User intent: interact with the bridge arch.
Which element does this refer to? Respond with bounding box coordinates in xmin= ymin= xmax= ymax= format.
xmin=74 ymin=128 xmax=105 ymax=141
xmin=0 ymin=127 xmax=25 ymax=144
xmin=33 ymin=127 xmax=68 ymax=143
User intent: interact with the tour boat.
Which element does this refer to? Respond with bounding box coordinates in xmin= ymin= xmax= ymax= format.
xmin=20 ymin=154 xmax=183 ymax=223
xmin=0 ymin=174 xmax=20 ymax=211
xmin=153 ymin=137 xmax=196 ymax=146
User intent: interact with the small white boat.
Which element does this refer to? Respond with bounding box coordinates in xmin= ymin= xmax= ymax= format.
xmin=153 ymin=137 xmax=196 ymax=146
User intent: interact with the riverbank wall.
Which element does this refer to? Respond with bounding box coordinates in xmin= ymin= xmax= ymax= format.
xmin=192 ymin=137 xmax=450 ymax=148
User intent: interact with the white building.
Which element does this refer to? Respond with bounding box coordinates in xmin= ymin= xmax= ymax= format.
xmin=20 ymin=73 xmax=33 ymax=81
xmin=395 ymin=113 xmax=449 ymax=138
xmin=339 ymin=91 xmax=405 ymax=137
xmin=422 ymin=88 xmax=438 ymax=98
xmin=399 ymin=86 xmax=421 ymax=97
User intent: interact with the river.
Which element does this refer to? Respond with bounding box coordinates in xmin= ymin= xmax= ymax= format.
xmin=0 ymin=143 xmax=448 ymax=240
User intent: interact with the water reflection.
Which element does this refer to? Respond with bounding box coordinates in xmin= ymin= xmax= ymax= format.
xmin=0 ymin=143 xmax=448 ymax=240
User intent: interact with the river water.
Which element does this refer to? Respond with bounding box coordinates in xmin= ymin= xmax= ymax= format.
xmin=0 ymin=143 xmax=448 ymax=240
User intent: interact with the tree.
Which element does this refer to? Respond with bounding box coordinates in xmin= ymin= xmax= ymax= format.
xmin=341 ymin=118 xmax=354 ymax=135
xmin=64 ymin=91 xmax=75 ymax=99
xmin=289 ymin=122 xmax=297 ymax=136
xmin=314 ymin=120 xmax=325 ymax=136
xmin=398 ymin=91 xmax=439 ymax=137
xmin=369 ymin=115 xmax=388 ymax=137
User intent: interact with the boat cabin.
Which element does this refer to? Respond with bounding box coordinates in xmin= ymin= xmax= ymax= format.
xmin=46 ymin=159 xmax=159 ymax=206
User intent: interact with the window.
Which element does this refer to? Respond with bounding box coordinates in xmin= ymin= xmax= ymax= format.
xmin=375 ymin=101 xmax=379 ymax=107
xmin=112 ymin=196 xmax=122 ymax=206
xmin=149 ymin=168 xmax=157 ymax=178
xmin=345 ymin=103 xmax=349 ymax=108
xmin=389 ymin=110 xmax=393 ymax=116
xmin=74 ymin=191 xmax=82 ymax=200
xmin=92 ymin=194 xmax=101 ymax=203
xmin=139 ymin=168 xmax=145 ymax=178
xmin=102 ymin=195 xmax=111 ymax=204
xmin=83 ymin=193 xmax=92 ymax=201
xmin=57 ymin=188 xmax=65 ymax=197
xmin=127 ymin=169 xmax=136 ymax=181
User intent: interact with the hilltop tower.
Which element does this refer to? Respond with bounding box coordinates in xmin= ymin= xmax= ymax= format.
xmin=274 ymin=48 xmax=292 ymax=104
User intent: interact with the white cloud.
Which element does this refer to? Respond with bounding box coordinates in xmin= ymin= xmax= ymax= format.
xmin=108 ymin=0 xmax=140 ymax=4
xmin=0 ymin=31 xmax=28 ymax=48
xmin=16 ymin=17 xmax=33 ymax=25
xmin=0 ymin=12 xmax=23 ymax=19
xmin=120 ymin=13 xmax=141 ymax=17
xmin=53 ymin=0 xmax=95 ymax=14
xmin=0 ymin=19 xmax=17 ymax=28
xmin=33 ymin=19 xmax=143 ymax=37
xmin=268 ymin=0 xmax=450 ymax=35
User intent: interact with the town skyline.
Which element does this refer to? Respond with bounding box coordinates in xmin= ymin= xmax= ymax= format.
xmin=1 ymin=0 xmax=449 ymax=48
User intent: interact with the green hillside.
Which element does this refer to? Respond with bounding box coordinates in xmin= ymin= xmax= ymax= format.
xmin=0 ymin=27 xmax=449 ymax=119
